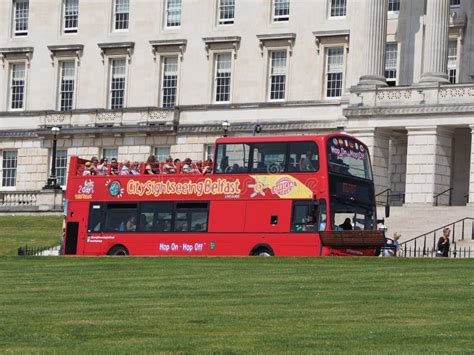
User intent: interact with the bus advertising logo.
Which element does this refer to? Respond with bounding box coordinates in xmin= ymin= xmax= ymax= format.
xmin=271 ymin=177 xmax=297 ymax=196
xmin=210 ymin=241 xmax=216 ymax=250
xmin=106 ymin=180 xmax=124 ymax=198
xmin=75 ymin=179 xmax=94 ymax=199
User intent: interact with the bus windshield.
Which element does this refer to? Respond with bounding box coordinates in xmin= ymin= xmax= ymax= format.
xmin=331 ymin=197 xmax=375 ymax=231
xmin=327 ymin=137 xmax=372 ymax=180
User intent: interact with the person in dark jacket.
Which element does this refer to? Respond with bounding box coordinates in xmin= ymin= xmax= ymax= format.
xmin=436 ymin=228 xmax=450 ymax=257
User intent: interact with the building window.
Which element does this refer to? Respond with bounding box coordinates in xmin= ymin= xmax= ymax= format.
xmin=13 ymin=0 xmax=29 ymax=36
xmin=155 ymin=146 xmax=171 ymax=161
xmin=214 ymin=53 xmax=232 ymax=103
xmin=385 ymin=43 xmax=398 ymax=86
xmin=165 ymin=0 xmax=181 ymax=28
xmin=325 ymin=47 xmax=344 ymax=98
xmin=450 ymin=0 xmax=460 ymax=8
xmin=205 ymin=144 xmax=215 ymax=160
xmin=269 ymin=51 xmax=287 ymax=101
xmin=2 ymin=151 xmax=17 ymax=187
xmin=218 ymin=0 xmax=235 ymax=25
xmin=9 ymin=63 xmax=26 ymax=110
xmin=113 ymin=0 xmax=129 ymax=31
xmin=63 ymin=0 xmax=78 ymax=33
xmin=388 ymin=0 xmax=400 ymax=12
xmin=161 ymin=56 xmax=178 ymax=108
xmin=273 ymin=0 xmax=289 ymax=22
xmin=103 ymin=148 xmax=118 ymax=160
xmin=109 ymin=58 xmax=126 ymax=109
xmin=330 ymin=0 xmax=346 ymax=17
xmin=448 ymin=40 xmax=457 ymax=84
xmin=58 ymin=61 xmax=76 ymax=111
xmin=55 ymin=150 xmax=68 ymax=186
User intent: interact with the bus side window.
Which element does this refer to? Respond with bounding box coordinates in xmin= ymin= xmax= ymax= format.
xmin=174 ymin=202 xmax=209 ymax=233
xmin=104 ymin=203 xmax=138 ymax=232
xmin=289 ymin=141 xmax=319 ymax=173
xmin=140 ymin=202 xmax=173 ymax=232
xmin=291 ymin=201 xmax=317 ymax=233
xmin=88 ymin=204 xmax=103 ymax=233
xmin=318 ymin=199 xmax=327 ymax=231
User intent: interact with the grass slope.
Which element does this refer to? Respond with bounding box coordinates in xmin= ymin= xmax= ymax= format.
xmin=0 ymin=257 xmax=473 ymax=353
xmin=0 ymin=216 xmax=62 ymax=256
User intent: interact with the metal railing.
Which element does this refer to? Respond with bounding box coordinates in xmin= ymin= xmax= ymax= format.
xmin=434 ymin=187 xmax=453 ymax=206
xmin=375 ymin=188 xmax=391 ymax=206
xmin=17 ymin=244 xmax=61 ymax=256
xmin=375 ymin=188 xmax=405 ymax=207
xmin=399 ymin=217 xmax=474 ymax=257
xmin=399 ymin=246 xmax=473 ymax=258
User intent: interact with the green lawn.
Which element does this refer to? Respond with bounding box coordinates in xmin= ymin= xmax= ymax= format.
xmin=0 ymin=216 xmax=62 ymax=256
xmin=0 ymin=257 xmax=473 ymax=353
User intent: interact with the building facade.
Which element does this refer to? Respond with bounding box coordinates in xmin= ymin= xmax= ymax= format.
xmin=0 ymin=0 xmax=473 ymax=210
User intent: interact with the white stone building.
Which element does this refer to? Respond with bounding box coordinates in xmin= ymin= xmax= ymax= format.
xmin=0 ymin=0 xmax=473 ymax=211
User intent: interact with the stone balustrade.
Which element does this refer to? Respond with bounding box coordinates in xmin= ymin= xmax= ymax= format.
xmin=0 ymin=191 xmax=38 ymax=207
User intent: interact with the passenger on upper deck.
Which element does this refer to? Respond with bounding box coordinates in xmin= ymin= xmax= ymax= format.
xmin=145 ymin=155 xmax=159 ymax=175
xmin=110 ymin=158 xmax=119 ymax=175
xmin=163 ymin=156 xmax=177 ymax=174
xmin=97 ymin=158 xmax=108 ymax=175
xmin=182 ymin=158 xmax=196 ymax=174
xmin=299 ymin=150 xmax=317 ymax=172
xmin=130 ymin=161 xmax=140 ymax=175
xmin=120 ymin=161 xmax=131 ymax=175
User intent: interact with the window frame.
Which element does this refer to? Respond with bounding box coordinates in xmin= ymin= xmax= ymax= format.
xmin=267 ymin=49 xmax=289 ymax=102
xmin=217 ymin=0 xmax=235 ymax=26
xmin=384 ymin=42 xmax=398 ymax=87
xmin=12 ymin=0 xmax=29 ymax=37
xmin=160 ymin=55 xmax=179 ymax=108
xmin=164 ymin=0 xmax=182 ymax=29
xmin=272 ymin=0 xmax=290 ymax=23
xmin=448 ymin=39 xmax=458 ymax=84
xmin=63 ymin=0 xmax=79 ymax=34
xmin=214 ymin=141 xmax=320 ymax=174
xmin=290 ymin=200 xmax=320 ymax=233
xmin=154 ymin=146 xmax=171 ymax=162
xmin=8 ymin=61 xmax=27 ymax=112
xmin=324 ymin=46 xmax=345 ymax=99
xmin=329 ymin=0 xmax=347 ymax=18
xmin=57 ymin=60 xmax=77 ymax=111
xmin=450 ymin=0 xmax=460 ymax=9
xmin=387 ymin=0 xmax=400 ymax=18
xmin=55 ymin=149 xmax=68 ymax=187
xmin=213 ymin=51 xmax=233 ymax=104
xmin=102 ymin=147 xmax=118 ymax=160
xmin=108 ymin=57 xmax=128 ymax=109
xmin=112 ymin=0 xmax=129 ymax=32
xmin=1 ymin=150 xmax=18 ymax=189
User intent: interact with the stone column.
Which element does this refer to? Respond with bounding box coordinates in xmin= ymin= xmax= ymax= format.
xmin=357 ymin=0 xmax=388 ymax=87
xmin=419 ymin=0 xmax=450 ymax=84
xmin=405 ymin=127 xmax=453 ymax=206
xmin=468 ymin=126 xmax=474 ymax=205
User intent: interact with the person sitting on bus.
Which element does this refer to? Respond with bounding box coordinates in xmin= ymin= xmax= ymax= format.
xmin=120 ymin=161 xmax=131 ymax=175
xmin=110 ymin=158 xmax=119 ymax=175
xmin=220 ymin=156 xmax=229 ymax=172
xmin=182 ymin=158 xmax=196 ymax=174
xmin=145 ymin=155 xmax=158 ymax=175
xmin=90 ymin=156 xmax=99 ymax=175
xmin=339 ymin=218 xmax=353 ymax=231
xmin=162 ymin=156 xmax=177 ymax=174
xmin=299 ymin=150 xmax=316 ymax=172
xmin=202 ymin=158 xmax=213 ymax=174
xmin=83 ymin=161 xmax=93 ymax=175
xmin=176 ymin=221 xmax=189 ymax=232
xmin=130 ymin=161 xmax=140 ymax=175
xmin=96 ymin=158 xmax=108 ymax=175
xmin=139 ymin=214 xmax=150 ymax=231
xmin=119 ymin=215 xmax=137 ymax=232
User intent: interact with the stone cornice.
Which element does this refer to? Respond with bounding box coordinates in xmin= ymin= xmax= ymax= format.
xmin=344 ymin=104 xmax=474 ymax=117
xmin=178 ymin=120 xmax=345 ymax=135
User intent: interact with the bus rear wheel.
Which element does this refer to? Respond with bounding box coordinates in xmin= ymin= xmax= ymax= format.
xmin=108 ymin=245 xmax=129 ymax=256
xmin=252 ymin=247 xmax=274 ymax=257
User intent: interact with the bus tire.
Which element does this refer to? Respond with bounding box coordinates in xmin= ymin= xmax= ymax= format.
xmin=251 ymin=245 xmax=274 ymax=257
xmin=107 ymin=245 xmax=129 ymax=256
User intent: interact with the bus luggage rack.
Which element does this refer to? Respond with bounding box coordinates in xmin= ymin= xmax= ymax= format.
xmin=319 ymin=231 xmax=385 ymax=248
xmin=17 ymin=245 xmax=60 ymax=256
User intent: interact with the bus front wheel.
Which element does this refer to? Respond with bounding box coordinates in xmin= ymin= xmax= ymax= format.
xmin=108 ymin=245 xmax=129 ymax=256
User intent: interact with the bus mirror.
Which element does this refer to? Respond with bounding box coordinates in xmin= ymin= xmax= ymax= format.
xmin=385 ymin=205 xmax=390 ymax=218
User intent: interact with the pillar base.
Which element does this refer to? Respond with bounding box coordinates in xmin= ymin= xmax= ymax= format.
xmin=419 ymin=72 xmax=450 ymax=85
xmin=357 ymin=75 xmax=388 ymax=87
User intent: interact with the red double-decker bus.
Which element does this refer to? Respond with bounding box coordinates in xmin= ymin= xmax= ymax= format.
xmin=63 ymin=134 xmax=385 ymax=256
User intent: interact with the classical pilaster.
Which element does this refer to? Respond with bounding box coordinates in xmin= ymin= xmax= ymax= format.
xmin=405 ymin=127 xmax=453 ymax=206
xmin=419 ymin=0 xmax=450 ymax=84
xmin=357 ymin=0 xmax=388 ymax=87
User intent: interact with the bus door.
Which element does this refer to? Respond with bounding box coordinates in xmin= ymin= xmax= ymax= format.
xmin=289 ymin=199 xmax=326 ymax=256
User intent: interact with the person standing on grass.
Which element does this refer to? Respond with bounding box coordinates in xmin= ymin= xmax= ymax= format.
xmin=436 ymin=228 xmax=450 ymax=257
